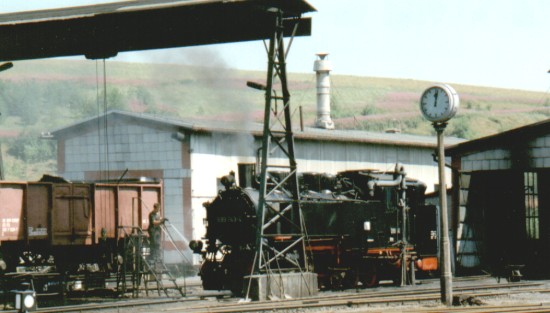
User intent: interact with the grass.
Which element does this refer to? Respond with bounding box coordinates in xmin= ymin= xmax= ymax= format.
xmin=0 ymin=59 xmax=548 ymax=180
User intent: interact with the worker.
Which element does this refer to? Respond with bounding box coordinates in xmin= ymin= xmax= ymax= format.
xmin=148 ymin=203 xmax=166 ymax=262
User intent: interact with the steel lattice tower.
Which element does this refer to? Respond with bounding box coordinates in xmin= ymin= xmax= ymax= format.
xmin=246 ymin=8 xmax=311 ymax=296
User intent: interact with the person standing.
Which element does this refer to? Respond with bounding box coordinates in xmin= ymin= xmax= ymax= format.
xmin=148 ymin=203 xmax=165 ymax=262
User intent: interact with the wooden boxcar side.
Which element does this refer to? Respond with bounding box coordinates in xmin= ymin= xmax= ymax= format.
xmin=0 ymin=180 xmax=163 ymax=273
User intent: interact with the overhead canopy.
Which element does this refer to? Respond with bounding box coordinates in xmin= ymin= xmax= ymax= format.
xmin=0 ymin=0 xmax=314 ymax=61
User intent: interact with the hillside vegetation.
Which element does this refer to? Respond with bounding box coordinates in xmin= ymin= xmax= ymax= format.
xmin=0 ymin=59 xmax=548 ymax=180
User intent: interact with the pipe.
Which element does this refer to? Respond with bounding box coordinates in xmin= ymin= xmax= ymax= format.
xmin=367 ymin=163 xmax=407 ymax=196
xmin=314 ymin=53 xmax=334 ymax=129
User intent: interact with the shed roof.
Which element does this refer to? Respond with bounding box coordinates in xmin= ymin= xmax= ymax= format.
xmin=446 ymin=118 xmax=550 ymax=156
xmin=51 ymin=110 xmax=465 ymax=149
xmin=0 ymin=0 xmax=314 ymax=61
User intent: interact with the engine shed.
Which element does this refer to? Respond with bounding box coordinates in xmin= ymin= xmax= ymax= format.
xmin=448 ymin=118 xmax=550 ymax=279
xmin=50 ymin=110 xmax=464 ymax=264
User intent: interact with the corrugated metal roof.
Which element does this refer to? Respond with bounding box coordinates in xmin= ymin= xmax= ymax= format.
xmin=0 ymin=0 xmax=314 ymax=61
xmin=51 ymin=110 xmax=465 ymax=148
xmin=447 ymin=118 xmax=550 ymax=156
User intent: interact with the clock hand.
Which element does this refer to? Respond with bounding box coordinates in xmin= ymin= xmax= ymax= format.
xmin=433 ymin=90 xmax=438 ymax=107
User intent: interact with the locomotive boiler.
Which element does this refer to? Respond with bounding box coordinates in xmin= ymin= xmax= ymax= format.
xmin=190 ymin=165 xmax=439 ymax=294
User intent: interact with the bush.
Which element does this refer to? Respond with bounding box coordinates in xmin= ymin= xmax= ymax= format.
xmin=361 ymin=105 xmax=380 ymax=116
xmin=7 ymin=135 xmax=56 ymax=163
xmin=448 ymin=116 xmax=477 ymax=139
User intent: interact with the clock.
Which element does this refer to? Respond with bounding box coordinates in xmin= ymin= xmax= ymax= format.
xmin=419 ymin=84 xmax=459 ymax=123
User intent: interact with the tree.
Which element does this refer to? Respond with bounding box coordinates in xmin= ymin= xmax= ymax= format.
xmin=7 ymin=133 xmax=56 ymax=163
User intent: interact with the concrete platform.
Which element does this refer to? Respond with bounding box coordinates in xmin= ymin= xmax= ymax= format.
xmin=244 ymin=272 xmax=318 ymax=301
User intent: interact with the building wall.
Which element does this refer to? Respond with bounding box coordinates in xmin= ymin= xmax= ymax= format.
xmin=461 ymin=149 xmax=511 ymax=171
xmin=57 ymin=118 xmax=449 ymax=265
xmin=58 ymin=121 xmax=191 ymax=252
xmin=189 ymin=132 xmax=257 ymax=243
xmin=459 ymin=134 xmax=550 ymax=172
xmin=189 ymin=132 xmax=449 ymax=241
xmin=294 ymin=140 xmax=443 ymax=192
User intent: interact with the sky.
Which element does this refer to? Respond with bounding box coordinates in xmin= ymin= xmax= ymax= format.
xmin=1 ymin=0 xmax=549 ymax=92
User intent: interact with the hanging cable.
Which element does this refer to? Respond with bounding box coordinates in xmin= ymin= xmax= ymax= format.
xmin=96 ymin=60 xmax=102 ymax=181
xmin=95 ymin=59 xmax=107 ymax=228
xmin=103 ymin=59 xmax=110 ymax=181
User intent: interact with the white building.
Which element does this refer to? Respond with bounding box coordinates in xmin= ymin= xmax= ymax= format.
xmin=51 ymin=110 xmax=463 ymax=261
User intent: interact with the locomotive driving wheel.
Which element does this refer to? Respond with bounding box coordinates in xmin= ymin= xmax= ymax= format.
xmin=362 ymin=265 xmax=379 ymax=288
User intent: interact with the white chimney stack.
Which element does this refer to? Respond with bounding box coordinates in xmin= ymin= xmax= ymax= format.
xmin=314 ymin=53 xmax=334 ymax=130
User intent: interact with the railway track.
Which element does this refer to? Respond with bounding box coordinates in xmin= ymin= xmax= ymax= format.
xmin=409 ymin=303 xmax=550 ymax=313
xmin=161 ymin=282 xmax=550 ymax=313
xmin=16 ymin=278 xmax=550 ymax=313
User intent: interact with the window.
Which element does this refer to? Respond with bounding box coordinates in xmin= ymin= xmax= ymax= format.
xmin=524 ymin=172 xmax=539 ymax=240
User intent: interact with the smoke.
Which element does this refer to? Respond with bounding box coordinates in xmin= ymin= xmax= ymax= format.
xmin=120 ymin=46 xmax=255 ymax=115
xmin=212 ymin=131 xmax=256 ymax=160
xmin=116 ymin=46 xmax=232 ymax=85
xmin=116 ymin=46 xmax=260 ymax=155
xmin=185 ymin=51 xmax=238 ymax=99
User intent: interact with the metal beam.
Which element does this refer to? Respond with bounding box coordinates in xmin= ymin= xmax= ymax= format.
xmin=0 ymin=0 xmax=313 ymax=61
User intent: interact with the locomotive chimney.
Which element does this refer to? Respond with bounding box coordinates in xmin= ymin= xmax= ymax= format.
xmin=314 ymin=53 xmax=335 ymax=130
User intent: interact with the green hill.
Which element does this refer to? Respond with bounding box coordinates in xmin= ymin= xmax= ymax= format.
xmin=0 ymin=59 xmax=548 ymax=180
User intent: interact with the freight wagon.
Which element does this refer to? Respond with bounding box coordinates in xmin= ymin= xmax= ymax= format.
xmin=0 ymin=176 xmax=163 ymax=275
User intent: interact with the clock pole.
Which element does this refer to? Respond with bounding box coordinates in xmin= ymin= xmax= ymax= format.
xmin=419 ymin=84 xmax=458 ymax=306
xmin=434 ymin=122 xmax=453 ymax=305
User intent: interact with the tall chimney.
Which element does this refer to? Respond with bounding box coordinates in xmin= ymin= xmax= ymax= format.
xmin=314 ymin=53 xmax=334 ymax=130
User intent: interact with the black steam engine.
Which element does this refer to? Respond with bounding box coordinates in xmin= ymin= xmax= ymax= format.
xmin=190 ymin=165 xmax=438 ymax=294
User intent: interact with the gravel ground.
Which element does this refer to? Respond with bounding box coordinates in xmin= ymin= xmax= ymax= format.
xmin=39 ymin=276 xmax=550 ymax=313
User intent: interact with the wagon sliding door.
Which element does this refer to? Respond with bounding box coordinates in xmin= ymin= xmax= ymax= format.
xmin=51 ymin=184 xmax=93 ymax=245
xmin=117 ymin=187 xmax=141 ymax=233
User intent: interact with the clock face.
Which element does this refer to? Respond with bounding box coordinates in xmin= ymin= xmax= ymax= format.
xmin=420 ymin=84 xmax=459 ymax=123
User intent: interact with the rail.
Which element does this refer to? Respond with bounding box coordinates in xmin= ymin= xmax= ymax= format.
xmin=22 ymin=279 xmax=550 ymax=313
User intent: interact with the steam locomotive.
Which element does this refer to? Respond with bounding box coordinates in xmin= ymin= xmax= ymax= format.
xmin=190 ymin=165 xmax=439 ymax=294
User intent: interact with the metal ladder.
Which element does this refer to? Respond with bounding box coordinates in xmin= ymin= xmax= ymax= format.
xmin=117 ymin=226 xmax=185 ymax=297
xmin=141 ymin=252 xmax=183 ymax=297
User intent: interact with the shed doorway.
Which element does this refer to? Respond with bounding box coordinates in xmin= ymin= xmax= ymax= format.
xmin=462 ymin=170 xmax=550 ymax=278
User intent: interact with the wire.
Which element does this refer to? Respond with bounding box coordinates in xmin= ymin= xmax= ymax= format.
xmin=103 ymin=59 xmax=110 ymax=180
xmin=95 ymin=60 xmax=108 ymax=228
xmin=96 ymin=60 xmax=102 ymax=181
